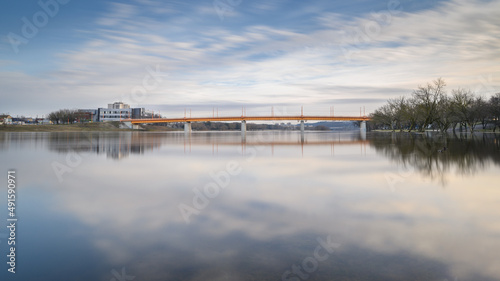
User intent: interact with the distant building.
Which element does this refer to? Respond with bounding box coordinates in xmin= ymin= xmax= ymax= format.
xmin=108 ymin=102 xmax=130 ymax=109
xmin=11 ymin=117 xmax=25 ymax=125
xmin=0 ymin=115 xmax=12 ymax=125
xmin=78 ymin=109 xmax=99 ymax=122
xmin=77 ymin=102 xmax=146 ymax=122
xmin=93 ymin=102 xmax=145 ymax=122
xmin=39 ymin=118 xmax=52 ymax=125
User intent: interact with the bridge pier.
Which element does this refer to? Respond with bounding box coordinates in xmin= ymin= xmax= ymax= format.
xmin=360 ymin=121 xmax=367 ymax=140
xmin=360 ymin=121 xmax=366 ymax=132
xmin=241 ymin=120 xmax=246 ymax=134
xmin=184 ymin=122 xmax=192 ymax=134
xmin=122 ymin=121 xmax=141 ymax=130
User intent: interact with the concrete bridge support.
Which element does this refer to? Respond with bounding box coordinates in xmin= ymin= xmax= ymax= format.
xmin=184 ymin=122 xmax=192 ymax=134
xmin=360 ymin=121 xmax=367 ymax=140
xmin=241 ymin=120 xmax=246 ymax=134
xmin=360 ymin=121 xmax=366 ymax=132
xmin=122 ymin=121 xmax=141 ymax=130
xmin=122 ymin=121 xmax=132 ymax=129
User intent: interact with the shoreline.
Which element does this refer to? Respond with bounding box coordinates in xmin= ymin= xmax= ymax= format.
xmin=0 ymin=123 xmax=177 ymax=132
xmin=372 ymin=129 xmax=499 ymax=133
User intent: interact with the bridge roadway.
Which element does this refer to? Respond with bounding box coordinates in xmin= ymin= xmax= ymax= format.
xmin=123 ymin=115 xmax=370 ymax=123
xmin=121 ymin=115 xmax=370 ymax=133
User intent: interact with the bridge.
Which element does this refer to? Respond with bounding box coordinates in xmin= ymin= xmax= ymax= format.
xmin=122 ymin=114 xmax=370 ymax=133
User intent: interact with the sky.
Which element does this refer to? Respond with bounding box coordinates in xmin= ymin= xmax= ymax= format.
xmin=1 ymin=0 xmax=499 ymax=117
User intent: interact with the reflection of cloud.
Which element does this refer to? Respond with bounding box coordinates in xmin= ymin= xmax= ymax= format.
xmin=2 ymin=132 xmax=500 ymax=279
xmin=49 ymin=133 xmax=500 ymax=280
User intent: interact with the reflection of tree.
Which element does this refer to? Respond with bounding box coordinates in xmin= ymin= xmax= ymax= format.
xmin=371 ymin=132 xmax=500 ymax=185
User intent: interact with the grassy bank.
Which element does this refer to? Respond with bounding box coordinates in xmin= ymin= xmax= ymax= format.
xmin=0 ymin=122 xmax=130 ymax=132
xmin=0 ymin=122 xmax=185 ymax=132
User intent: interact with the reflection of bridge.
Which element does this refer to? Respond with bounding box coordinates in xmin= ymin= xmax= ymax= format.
xmin=122 ymin=115 xmax=370 ymax=133
xmin=184 ymin=137 xmax=369 ymax=156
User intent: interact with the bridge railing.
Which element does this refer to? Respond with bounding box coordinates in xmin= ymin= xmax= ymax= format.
xmin=128 ymin=106 xmax=369 ymax=120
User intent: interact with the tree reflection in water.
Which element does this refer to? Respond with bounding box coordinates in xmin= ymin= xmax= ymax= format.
xmin=370 ymin=132 xmax=500 ymax=185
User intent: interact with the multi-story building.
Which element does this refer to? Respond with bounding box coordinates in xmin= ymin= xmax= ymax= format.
xmin=78 ymin=102 xmax=146 ymax=122
xmin=98 ymin=102 xmax=145 ymax=122
xmin=108 ymin=102 xmax=130 ymax=109
xmin=78 ymin=109 xmax=99 ymax=122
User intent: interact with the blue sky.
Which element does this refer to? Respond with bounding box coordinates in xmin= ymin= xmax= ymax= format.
xmin=1 ymin=0 xmax=499 ymax=117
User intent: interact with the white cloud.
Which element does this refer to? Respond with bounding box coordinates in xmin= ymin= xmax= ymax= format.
xmin=1 ymin=0 xmax=499 ymax=117
xmin=96 ymin=3 xmax=137 ymax=26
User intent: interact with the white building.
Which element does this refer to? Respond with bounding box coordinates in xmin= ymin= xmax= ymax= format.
xmin=108 ymin=102 xmax=130 ymax=109
xmin=97 ymin=102 xmax=144 ymax=122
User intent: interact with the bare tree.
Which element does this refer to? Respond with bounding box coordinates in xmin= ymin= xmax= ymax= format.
xmin=450 ymin=89 xmax=482 ymax=132
xmin=489 ymin=93 xmax=500 ymax=132
xmin=371 ymin=80 xmax=500 ymax=133
xmin=371 ymin=105 xmax=395 ymax=130
xmin=475 ymin=96 xmax=490 ymax=130
xmin=412 ymin=78 xmax=447 ymax=132
xmin=47 ymin=109 xmax=78 ymax=124
xmin=433 ymin=95 xmax=454 ymax=133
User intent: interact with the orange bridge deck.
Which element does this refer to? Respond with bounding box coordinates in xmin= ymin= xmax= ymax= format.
xmin=123 ymin=115 xmax=370 ymax=124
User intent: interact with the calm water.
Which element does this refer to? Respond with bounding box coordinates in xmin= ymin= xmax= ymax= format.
xmin=1 ymin=131 xmax=499 ymax=281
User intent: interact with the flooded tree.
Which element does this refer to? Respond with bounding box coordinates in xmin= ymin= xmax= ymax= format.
xmin=490 ymin=93 xmax=500 ymax=132
xmin=370 ymin=79 xmax=499 ymax=132
xmin=412 ymin=78 xmax=447 ymax=132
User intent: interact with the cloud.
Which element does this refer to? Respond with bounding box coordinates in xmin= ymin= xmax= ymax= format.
xmin=96 ymin=3 xmax=137 ymax=26
xmin=1 ymin=0 xmax=499 ymax=117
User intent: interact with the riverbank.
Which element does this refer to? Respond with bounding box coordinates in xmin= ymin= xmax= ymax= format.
xmin=0 ymin=122 xmax=186 ymax=132
xmin=0 ymin=122 xmax=330 ymax=132
xmin=0 ymin=122 xmax=132 ymax=132
xmin=372 ymin=129 xmax=499 ymax=133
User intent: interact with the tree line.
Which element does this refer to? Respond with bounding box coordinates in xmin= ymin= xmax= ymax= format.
xmin=47 ymin=109 xmax=91 ymax=124
xmin=370 ymin=78 xmax=500 ymax=132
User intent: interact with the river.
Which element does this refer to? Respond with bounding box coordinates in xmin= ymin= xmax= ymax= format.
xmin=0 ymin=131 xmax=499 ymax=281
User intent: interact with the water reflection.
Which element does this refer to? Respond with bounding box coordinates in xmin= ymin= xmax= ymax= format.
xmin=1 ymin=131 xmax=498 ymax=182
xmin=0 ymin=131 xmax=369 ymax=159
xmin=0 ymin=131 xmax=499 ymax=281
xmin=370 ymin=132 xmax=500 ymax=185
